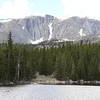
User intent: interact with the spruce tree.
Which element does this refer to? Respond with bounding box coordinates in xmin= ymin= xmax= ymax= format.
xmin=6 ymin=32 xmax=15 ymax=82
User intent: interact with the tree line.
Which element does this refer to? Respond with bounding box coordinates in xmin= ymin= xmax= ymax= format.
xmin=0 ymin=33 xmax=100 ymax=84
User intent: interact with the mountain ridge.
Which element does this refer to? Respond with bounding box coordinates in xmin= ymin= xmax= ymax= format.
xmin=0 ymin=15 xmax=100 ymax=44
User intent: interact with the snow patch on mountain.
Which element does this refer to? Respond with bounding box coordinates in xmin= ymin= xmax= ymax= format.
xmin=63 ymin=38 xmax=75 ymax=41
xmin=79 ymin=28 xmax=86 ymax=37
xmin=0 ymin=19 xmax=12 ymax=23
xmin=22 ymin=26 xmax=25 ymax=30
xmin=55 ymin=38 xmax=74 ymax=43
xmin=30 ymin=37 xmax=43 ymax=44
xmin=48 ymin=23 xmax=53 ymax=40
xmin=63 ymin=38 xmax=70 ymax=41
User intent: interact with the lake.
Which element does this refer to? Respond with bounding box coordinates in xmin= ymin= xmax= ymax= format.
xmin=0 ymin=84 xmax=100 ymax=100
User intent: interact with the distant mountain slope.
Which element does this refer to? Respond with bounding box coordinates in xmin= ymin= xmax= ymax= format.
xmin=0 ymin=15 xmax=100 ymax=44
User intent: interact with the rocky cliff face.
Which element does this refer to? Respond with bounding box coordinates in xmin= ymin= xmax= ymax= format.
xmin=0 ymin=15 xmax=100 ymax=44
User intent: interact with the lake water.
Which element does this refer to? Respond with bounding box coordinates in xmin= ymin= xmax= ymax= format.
xmin=0 ymin=84 xmax=100 ymax=100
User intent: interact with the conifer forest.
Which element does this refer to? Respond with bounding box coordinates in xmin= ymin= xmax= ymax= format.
xmin=0 ymin=33 xmax=100 ymax=84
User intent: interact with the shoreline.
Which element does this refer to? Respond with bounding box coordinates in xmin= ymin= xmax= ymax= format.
xmin=1 ymin=80 xmax=100 ymax=86
xmin=33 ymin=80 xmax=100 ymax=86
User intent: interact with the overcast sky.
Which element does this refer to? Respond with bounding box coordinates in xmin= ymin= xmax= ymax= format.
xmin=0 ymin=0 xmax=100 ymax=19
